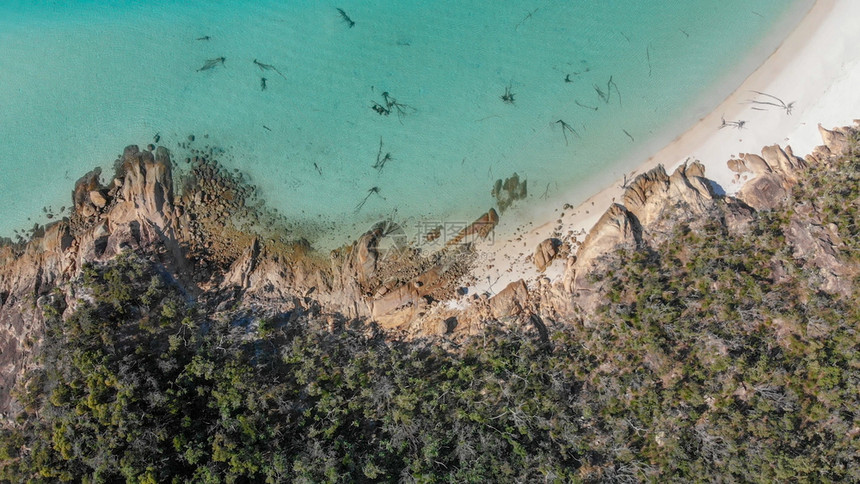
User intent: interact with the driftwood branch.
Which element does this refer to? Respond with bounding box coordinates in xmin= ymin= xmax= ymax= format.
xmin=355 ymin=187 xmax=382 ymax=213
xmin=746 ymin=90 xmax=794 ymax=115
xmin=515 ymin=8 xmax=539 ymax=31
xmin=372 ymin=137 xmax=394 ymax=172
xmin=555 ymin=119 xmax=580 ymax=146
xmin=575 ymin=100 xmax=598 ymax=111
xmin=594 ymin=76 xmax=621 ymax=107
xmin=336 ymin=8 xmax=355 ymax=28
xmin=646 ymin=44 xmax=653 ymax=78
xmin=719 ymin=116 xmax=746 ymax=130
xmin=500 ymin=84 xmax=515 ymax=104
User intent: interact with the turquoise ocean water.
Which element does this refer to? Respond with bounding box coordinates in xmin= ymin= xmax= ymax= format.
xmin=0 ymin=0 xmax=812 ymax=247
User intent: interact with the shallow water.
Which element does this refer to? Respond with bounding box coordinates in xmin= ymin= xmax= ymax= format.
xmin=0 ymin=0 xmax=811 ymax=247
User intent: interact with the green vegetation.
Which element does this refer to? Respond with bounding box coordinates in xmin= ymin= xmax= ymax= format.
xmin=1 ymin=154 xmax=858 ymax=482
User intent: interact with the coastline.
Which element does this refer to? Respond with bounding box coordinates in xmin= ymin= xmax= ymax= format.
xmin=0 ymin=1 xmax=811 ymax=244
xmin=469 ymin=0 xmax=860 ymax=294
xmin=1 ymin=0 xmax=855 ymax=299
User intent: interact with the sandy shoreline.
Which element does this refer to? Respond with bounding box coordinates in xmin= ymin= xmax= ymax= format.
xmin=469 ymin=0 xmax=860 ymax=294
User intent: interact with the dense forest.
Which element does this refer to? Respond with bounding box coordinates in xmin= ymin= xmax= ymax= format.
xmin=0 ymin=150 xmax=858 ymax=483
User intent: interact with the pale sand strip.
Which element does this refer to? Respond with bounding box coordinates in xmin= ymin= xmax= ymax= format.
xmin=468 ymin=0 xmax=860 ymax=295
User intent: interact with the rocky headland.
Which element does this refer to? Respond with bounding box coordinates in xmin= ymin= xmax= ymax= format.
xmin=0 ymin=122 xmax=858 ymax=417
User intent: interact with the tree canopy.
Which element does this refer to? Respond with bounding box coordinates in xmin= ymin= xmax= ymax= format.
xmin=1 ymin=152 xmax=858 ymax=483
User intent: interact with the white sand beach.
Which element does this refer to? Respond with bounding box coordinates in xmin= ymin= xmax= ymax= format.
xmin=471 ymin=0 xmax=860 ymax=295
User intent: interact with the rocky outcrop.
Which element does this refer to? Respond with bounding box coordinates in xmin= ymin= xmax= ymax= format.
xmin=72 ymin=168 xmax=106 ymax=218
xmin=113 ymin=146 xmax=175 ymax=224
xmin=807 ymin=123 xmax=858 ymax=165
xmin=2 ymin=121 xmax=858 ymax=416
xmin=786 ymin=210 xmax=853 ymax=296
xmin=0 ymin=145 xmax=185 ymax=416
xmin=341 ymin=223 xmax=385 ymax=289
xmin=370 ymin=263 xmax=446 ymax=327
xmin=558 ymin=203 xmax=639 ymax=312
xmin=571 ymin=159 xmax=712 ymax=280
xmin=0 ymin=145 xmax=492 ymax=415
xmin=739 ymin=153 xmax=771 ymax=174
xmin=224 ymin=238 xmax=260 ymax=290
xmin=765 ymin=145 xmax=806 ymax=176
xmin=622 ymin=162 xmax=714 ymax=227
xmin=65 ymin=145 xmax=187 ymax=271
xmin=727 ymin=158 xmax=750 ymax=174
xmin=534 ymin=238 xmax=560 ymax=272
xmin=488 ymin=280 xmax=530 ymax=319
xmin=574 ymin=204 xmax=638 ymax=276
xmin=446 ymin=209 xmax=499 ymax=247
xmin=736 ymin=173 xmax=788 ymax=211
xmin=737 ymin=144 xmax=806 ymax=211
xmin=555 ymin=122 xmax=857 ymax=316
xmin=816 ymin=123 xmax=852 ymax=157
xmin=0 ymin=221 xmax=78 ymax=416
xmin=89 ymin=190 xmax=108 ymax=208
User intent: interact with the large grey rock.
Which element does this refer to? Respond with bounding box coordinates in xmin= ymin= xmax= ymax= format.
xmin=622 ymin=162 xmax=713 ymax=227
xmin=89 ymin=190 xmax=108 ymax=208
xmin=740 ymin=153 xmax=771 ymax=174
xmin=727 ymin=159 xmax=750 ymax=173
xmin=818 ymin=123 xmax=852 ymax=155
xmin=489 ymin=280 xmax=529 ymax=319
xmin=534 ymin=238 xmax=560 ymax=272
xmin=737 ymin=144 xmax=806 ymax=211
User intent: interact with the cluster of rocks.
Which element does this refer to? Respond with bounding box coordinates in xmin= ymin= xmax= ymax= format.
xmin=328 ymin=210 xmax=500 ymax=332
xmin=491 ymin=173 xmax=528 ymax=213
xmin=178 ymin=153 xmax=263 ymax=271
xmin=397 ymin=121 xmax=858 ymax=337
xmin=513 ymin=121 xmax=859 ymax=319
